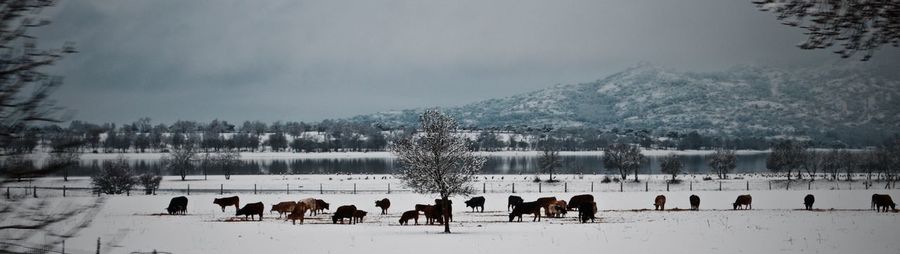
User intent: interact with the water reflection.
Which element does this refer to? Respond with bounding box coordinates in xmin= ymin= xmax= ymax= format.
xmin=65 ymin=153 xmax=770 ymax=176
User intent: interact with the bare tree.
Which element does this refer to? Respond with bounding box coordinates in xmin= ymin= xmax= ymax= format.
xmin=708 ymin=149 xmax=736 ymax=179
xmin=162 ymin=145 xmax=196 ymax=181
xmin=603 ymin=143 xmax=644 ymax=182
xmin=215 ymin=150 xmax=241 ymax=180
xmin=91 ymin=155 xmax=136 ymax=194
xmin=839 ymin=150 xmax=857 ymax=181
xmin=753 ymin=0 xmax=900 ymax=61
xmin=802 ymin=149 xmax=823 ymax=181
xmin=822 ymin=149 xmax=842 ymax=180
xmin=538 ymin=140 xmax=561 ymax=183
xmin=766 ymin=140 xmax=806 ymax=180
xmin=46 ymin=151 xmax=79 ymax=181
xmin=391 ymin=110 xmax=486 ymax=233
xmin=0 ymin=1 xmax=102 ymax=253
xmin=659 ymin=154 xmax=683 ymax=183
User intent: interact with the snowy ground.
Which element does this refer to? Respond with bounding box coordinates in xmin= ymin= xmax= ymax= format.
xmin=3 ymin=188 xmax=899 ymax=253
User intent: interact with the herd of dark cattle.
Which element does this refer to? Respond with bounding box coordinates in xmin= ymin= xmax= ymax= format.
xmin=164 ymin=193 xmax=898 ymax=225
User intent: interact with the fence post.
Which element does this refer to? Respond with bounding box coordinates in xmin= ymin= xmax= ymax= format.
xmin=620 ymin=181 xmax=623 ymax=192
xmin=808 ymin=181 xmax=811 ymax=190
xmin=718 ymin=182 xmax=722 ymax=191
xmin=690 ymin=181 xmax=692 ymax=191
xmin=768 ymin=181 xmax=771 ymax=190
xmin=6 ymin=187 xmax=9 ymax=199
xmin=287 ymin=184 xmax=289 ymax=195
xmin=187 ymin=184 xmax=190 ymax=195
xmin=512 ymin=183 xmax=516 ymax=193
xmin=254 ymin=184 xmax=257 ymax=195
xmin=645 ymin=181 xmax=648 ymax=192
xmin=320 ymin=184 xmax=323 ymax=194
xmin=389 ymin=183 xmax=392 ymax=194
xmin=539 ymin=182 xmax=542 ymax=193
xmin=666 ymin=181 xmax=669 ymax=192
xmin=353 ymin=183 xmax=357 ymax=194
xmin=33 ymin=186 xmax=36 ymax=198
xmin=591 ymin=182 xmax=594 ymax=192
xmin=564 ymin=182 xmax=568 ymax=193
xmin=483 ymin=182 xmax=486 ymax=194
xmin=220 ymin=184 xmax=224 ymax=195
xmin=63 ymin=185 xmax=66 ymax=197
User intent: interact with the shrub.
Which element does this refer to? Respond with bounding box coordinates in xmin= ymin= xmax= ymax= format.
xmin=91 ymin=156 xmax=136 ymax=194
xmin=601 ymin=176 xmax=612 ymax=183
xmin=138 ymin=174 xmax=163 ymax=195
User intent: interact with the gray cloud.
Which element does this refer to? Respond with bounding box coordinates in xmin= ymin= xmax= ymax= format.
xmin=37 ymin=0 xmax=900 ymax=124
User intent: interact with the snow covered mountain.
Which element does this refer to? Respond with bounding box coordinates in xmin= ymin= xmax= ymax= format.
xmin=350 ymin=63 xmax=900 ymax=142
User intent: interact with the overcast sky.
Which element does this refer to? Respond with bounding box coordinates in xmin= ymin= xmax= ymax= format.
xmin=37 ymin=0 xmax=900 ymax=124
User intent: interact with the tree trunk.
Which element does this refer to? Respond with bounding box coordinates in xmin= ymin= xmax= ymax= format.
xmin=633 ymin=168 xmax=639 ymax=182
xmin=442 ymin=196 xmax=450 ymax=233
xmin=619 ymin=169 xmax=627 ymax=181
xmin=181 ymin=169 xmax=186 ymax=181
xmin=787 ymin=169 xmax=792 ymax=181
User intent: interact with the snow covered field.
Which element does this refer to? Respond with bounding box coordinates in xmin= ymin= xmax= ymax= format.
xmin=4 ymin=187 xmax=899 ymax=253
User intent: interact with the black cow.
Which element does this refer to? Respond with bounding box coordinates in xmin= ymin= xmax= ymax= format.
xmin=167 ymin=196 xmax=188 ymax=215
xmin=465 ymin=196 xmax=486 ymax=212
xmin=508 ymin=195 xmax=524 ymax=211
xmin=578 ymin=202 xmax=597 ymax=223
xmin=332 ymin=205 xmax=357 ymax=224
xmin=733 ymin=195 xmax=752 ymax=210
xmin=315 ymin=199 xmax=330 ymax=214
xmin=434 ymin=199 xmax=453 ymax=222
xmin=567 ymin=194 xmax=594 ymax=211
xmin=872 ymin=194 xmax=896 ymax=212
xmin=375 ymin=198 xmax=391 ymax=215
xmin=689 ymin=195 xmax=700 ymax=210
xmin=236 ymin=202 xmax=264 ymax=221
xmin=509 ymin=201 xmax=541 ymax=222
xmin=804 ymin=194 xmax=815 ymax=210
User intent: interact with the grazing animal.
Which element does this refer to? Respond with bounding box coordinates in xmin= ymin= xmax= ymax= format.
xmin=375 ymin=198 xmax=391 ymax=215
xmin=315 ymin=199 xmax=329 ymax=214
xmin=509 ymin=201 xmax=542 ymax=222
xmin=803 ymin=194 xmax=815 ymax=210
xmin=332 ymin=205 xmax=357 ymax=224
xmin=166 ymin=196 xmax=188 ymax=215
xmin=236 ymin=202 xmax=264 ymax=221
xmin=353 ymin=210 xmax=368 ymax=223
xmin=553 ymin=201 xmax=568 ymax=217
xmin=508 ymin=195 xmax=524 ymax=211
xmin=270 ymin=201 xmax=296 ymax=217
xmin=567 ymin=194 xmax=595 ymax=211
xmin=578 ymin=202 xmax=597 ymax=223
xmin=689 ymin=195 xmax=700 ymax=210
xmin=654 ymin=195 xmax=666 ymax=210
xmin=286 ymin=202 xmax=309 ymax=225
xmin=299 ymin=198 xmax=319 ymax=216
xmin=536 ymin=197 xmax=557 ymax=216
xmin=872 ymin=194 xmax=896 ymax=212
xmin=434 ymin=199 xmax=453 ymax=222
xmin=399 ymin=210 xmax=419 ymax=225
xmin=415 ymin=204 xmax=431 ymax=213
xmin=465 ymin=196 xmax=486 ymax=212
xmin=733 ymin=195 xmax=752 ymax=210
xmin=213 ymin=196 xmax=240 ymax=212
xmin=420 ymin=205 xmax=441 ymax=225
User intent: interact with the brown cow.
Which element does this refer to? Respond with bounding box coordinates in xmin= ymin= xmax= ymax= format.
xmin=733 ymin=195 xmax=752 ymax=210
xmin=654 ymin=195 xmax=666 ymax=210
xmin=509 ymin=201 xmax=542 ymax=222
xmin=689 ymin=195 xmax=700 ymax=210
xmin=286 ymin=202 xmax=309 ymax=225
xmin=213 ymin=196 xmax=240 ymax=212
xmin=236 ymin=202 xmax=264 ymax=221
xmin=353 ymin=210 xmax=368 ymax=223
xmin=299 ymin=198 xmax=319 ymax=216
xmin=567 ymin=194 xmax=594 ymax=211
xmin=399 ymin=210 xmax=419 ymax=225
xmin=536 ymin=197 xmax=557 ymax=217
xmin=332 ymin=205 xmax=357 ymax=224
xmin=420 ymin=205 xmax=441 ymax=225
xmin=551 ymin=200 xmax=568 ymax=218
xmin=270 ymin=201 xmax=296 ymax=217
xmin=375 ymin=198 xmax=391 ymax=215
xmin=872 ymin=194 xmax=896 ymax=212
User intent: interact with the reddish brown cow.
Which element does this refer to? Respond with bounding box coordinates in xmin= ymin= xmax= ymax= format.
xmin=654 ymin=195 xmax=666 ymax=210
xmin=213 ymin=196 xmax=240 ymax=212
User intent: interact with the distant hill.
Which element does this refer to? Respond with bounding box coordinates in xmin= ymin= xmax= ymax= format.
xmin=350 ymin=63 xmax=900 ymax=145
